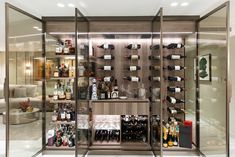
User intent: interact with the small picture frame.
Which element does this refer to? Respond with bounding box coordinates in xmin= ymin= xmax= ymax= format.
xmin=198 ymin=54 xmax=211 ymax=81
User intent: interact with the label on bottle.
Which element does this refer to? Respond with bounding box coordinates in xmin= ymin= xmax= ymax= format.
xmin=54 ymin=71 xmax=59 ymax=77
xmin=61 ymin=112 xmax=66 ymax=120
xmin=56 ymin=47 xmax=62 ymax=53
xmin=175 ymin=88 xmax=181 ymax=93
xmin=171 ymin=55 xmax=181 ymax=60
xmin=104 ymin=66 xmax=112 ymax=71
xmin=66 ymin=92 xmax=71 ymax=100
xmin=129 ymin=66 xmax=137 ymax=71
xmin=131 ymin=77 xmax=139 ymax=82
xmin=176 ymin=77 xmax=182 ymax=81
xmin=153 ymin=77 xmax=160 ymax=81
xmin=170 ymin=97 xmax=177 ymax=104
xmin=79 ymin=45 xmax=85 ymax=49
xmin=155 ymin=56 xmax=160 ymax=60
xmin=53 ymin=95 xmax=58 ymax=100
xmin=52 ymin=115 xmax=57 ymax=121
xmin=104 ymin=55 xmax=112 ymax=60
xmin=104 ymin=44 xmax=109 ymax=49
xmin=64 ymin=47 xmax=69 ymax=54
xmin=175 ymin=66 xmax=181 ymax=70
xmin=132 ymin=44 xmax=138 ymax=49
xmin=104 ymin=77 xmax=111 ymax=82
xmin=66 ymin=113 xmax=71 ymax=120
xmin=177 ymin=44 xmax=181 ymax=48
xmin=131 ymin=55 xmax=139 ymax=60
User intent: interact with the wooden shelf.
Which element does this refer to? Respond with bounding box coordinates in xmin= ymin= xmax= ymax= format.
xmin=46 ymin=55 xmax=75 ymax=59
xmin=49 ymin=100 xmax=75 ymax=104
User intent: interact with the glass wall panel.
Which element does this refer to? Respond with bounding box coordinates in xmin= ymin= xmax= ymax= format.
xmin=6 ymin=5 xmax=43 ymax=157
xmin=198 ymin=4 xmax=228 ymax=157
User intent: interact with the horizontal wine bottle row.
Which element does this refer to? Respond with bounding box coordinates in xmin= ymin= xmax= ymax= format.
xmin=94 ymin=130 xmax=120 ymax=142
xmin=151 ymin=43 xmax=184 ymax=50
xmin=149 ymin=65 xmax=186 ymax=71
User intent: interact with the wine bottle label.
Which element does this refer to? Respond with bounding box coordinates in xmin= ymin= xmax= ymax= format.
xmin=129 ymin=66 xmax=137 ymax=71
xmin=176 ymin=77 xmax=182 ymax=81
xmin=131 ymin=77 xmax=139 ymax=82
xmin=177 ymin=44 xmax=181 ymax=48
xmin=133 ymin=44 xmax=138 ymax=49
xmin=53 ymin=95 xmax=58 ymax=100
xmin=104 ymin=66 xmax=112 ymax=71
xmin=175 ymin=88 xmax=181 ymax=93
xmin=52 ymin=115 xmax=57 ymax=121
xmin=171 ymin=55 xmax=181 ymax=59
xmin=131 ymin=55 xmax=139 ymax=60
xmin=175 ymin=66 xmax=181 ymax=70
xmin=66 ymin=113 xmax=71 ymax=120
xmin=155 ymin=56 xmax=160 ymax=59
xmin=104 ymin=55 xmax=112 ymax=60
xmin=104 ymin=77 xmax=111 ymax=82
xmin=56 ymin=47 xmax=62 ymax=53
xmin=170 ymin=97 xmax=177 ymax=104
xmin=104 ymin=44 xmax=109 ymax=49
xmin=64 ymin=47 xmax=69 ymax=54
xmin=153 ymin=77 xmax=160 ymax=81
xmin=61 ymin=113 xmax=66 ymax=119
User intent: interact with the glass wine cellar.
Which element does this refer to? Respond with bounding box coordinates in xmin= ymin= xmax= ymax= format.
xmin=2 ymin=2 xmax=230 ymax=157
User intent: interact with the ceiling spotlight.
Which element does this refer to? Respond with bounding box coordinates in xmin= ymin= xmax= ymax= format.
xmin=68 ymin=3 xmax=75 ymax=7
xmin=181 ymin=2 xmax=189 ymax=6
xmin=57 ymin=3 xmax=65 ymax=7
xmin=170 ymin=2 xmax=178 ymax=7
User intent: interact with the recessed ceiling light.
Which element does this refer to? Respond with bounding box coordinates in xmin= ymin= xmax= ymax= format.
xmin=181 ymin=2 xmax=189 ymax=6
xmin=33 ymin=26 xmax=39 ymax=29
xmin=170 ymin=2 xmax=178 ymax=7
xmin=57 ymin=3 xmax=65 ymax=8
xmin=68 ymin=3 xmax=75 ymax=7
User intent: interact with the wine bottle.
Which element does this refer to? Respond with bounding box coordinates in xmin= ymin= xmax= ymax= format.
xmin=149 ymin=55 xmax=160 ymax=60
xmin=150 ymin=44 xmax=160 ymax=50
xmin=126 ymin=44 xmax=141 ymax=50
xmin=123 ymin=76 xmax=140 ymax=82
xmin=125 ymin=55 xmax=140 ymax=60
xmin=167 ymin=107 xmax=185 ymax=114
xmin=126 ymin=66 xmax=141 ymax=71
xmin=102 ymin=76 xmax=114 ymax=82
xmin=53 ymin=84 xmax=58 ymax=100
xmin=97 ymin=44 xmax=115 ymax=50
xmin=167 ymin=86 xmax=183 ymax=93
xmin=166 ymin=43 xmax=184 ymax=49
xmin=53 ymin=66 xmax=59 ymax=78
xmin=98 ymin=66 xmax=114 ymax=71
xmin=149 ymin=76 xmax=160 ymax=82
xmin=166 ymin=96 xmax=184 ymax=104
xmin=98 ymin=54 xmax=115 ymax=60
xmin=65 ymin=81 xmax=72 ymax=100
xmin=55 ymin=40 xmax=63 ymax=55
xmin=167 ymin=76 xmax=184 ymax=82
xmin=164 ymin=65 xmax=185 ymax=71
xmin=164 ymin=54 xmax=186 ymax=60
xmin=149 ymin=66 xmax=160 ymax=71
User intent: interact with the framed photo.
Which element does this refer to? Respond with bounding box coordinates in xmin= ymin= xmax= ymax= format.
xmin=198 ymin=54 xmax=211 ymax=81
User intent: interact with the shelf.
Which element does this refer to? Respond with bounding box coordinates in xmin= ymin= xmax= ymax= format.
xmin=92 ymin=141 xmax=120 ymax=146
xmin=162 ymin=146 xmax=195 ymax=151
xmin=46 ymin=145 xmax=75 ymax=150
xmin=49 ymin=77 xmax=75 ymax=80
xmin=49 ymin=100 xmax=75 ymax=104
xmin=91 ymin=99 xmax=149 ymax=103
xmin=46 ymin=55 xmax=75 ymax=59
xmin=50 ymin=121 xmax=75 ymax=125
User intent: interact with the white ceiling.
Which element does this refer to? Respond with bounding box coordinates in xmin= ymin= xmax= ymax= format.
xmin=12 ymin=0 xmax=227 ymax=17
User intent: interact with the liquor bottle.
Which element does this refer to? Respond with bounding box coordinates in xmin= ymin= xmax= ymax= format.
xmin=167 ymin=76 xmax=184 ymax=82
xmin=66 ymin=109 xmax=71 ymax=122
xmin=52 ymin=110 xmax=58 ymax=122
xmin=149 ymin=66 xmax=160 ymax=71
xmin=164 ymin=54 xmax=186 ymax=60
xmin=163 ymin=123 xmax=169 ymax=148
xmin=125 ymin=55 xmax=140 ymax=60
xmin=168 ymin=125 xmax=174 ymax=147
xmin=53 ymin=84 xmax=58 ymax=100
xmin=91 ymin=79 xmax=98 ymax=100
xmin=69 ymin=47 xmax=75 ymax=55
xmin=150 ymin=44 xmax=160 ymax=50
xmin=65 ymin=81 xmax=72 ymax=100
xmin=98 ymin=54 xmax=115 ymax=60
xmin=58 ymin=84 xmax=66 ymax=100
xmin=111 ymin=79 xmax=119 ymax=99
xmin=167 ymin=107 xmax=185 ymax=114
xmin=149 ymin=55 xmax=160 ymax=60
xmin=174 ymin=121 xmax=179 ymax=146
xmin=55 ymin=40 xmax=63 ymax=55
xmin=60 ymin=109 xmax=66 ymax=121
xmin=166 ymin=96 xmax=185 ymax=104
xmin=59 ymin=63 xmax=69 ymax=77
xmin=123 ymin=76 xmax=140 ymax=82
xmin=167 ymin=86 xmax=183 ymax=93
xmin=53 ymin=66 xmax=59 ymax=78
xmin=98 ymin=66 xmax=114 ymax=71
xmin=102 ymin=76 xmax=114 ymax=82
xmin=126 ymin=66 xmax=141 ymax=71
xmin=166 ymin=43 xmax=184 ymax=49
xmin=63 ymin=42 xmax=70 ymax=55
xmin=149 ymin=76 xmax=160 ymax=82
xmin=97 ymin=44 xmax=115 ymax=50
xmin=164 ymin=65 xmax=185 ymax=71
xmin=69 ymin=60 xmax=75 ymax=77
xmin=126 ymin=44 xmax=141 ymax=50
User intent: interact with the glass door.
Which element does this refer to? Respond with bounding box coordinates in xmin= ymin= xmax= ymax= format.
xmin=151 ymin=8 xmax=163 ymax=157
xmin=5 ymin=3 xmax=44 ymax=157
xmin=75 ymin=8 xmax=90 ymax=157
xmin=197 ymin=2 xmax=229 ymax=157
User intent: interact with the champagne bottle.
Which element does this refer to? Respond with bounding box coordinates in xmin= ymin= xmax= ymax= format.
xmin=97 ymin=44 xmax=115 ymax=50
xmin=149 ymin=55 xmax=160 ymax=60
xmin=166 ymin=43 xmax=184 ymax=49
xmin=167 ymin=107 xmax=185 ymax=114
xmin=164 ymin=54 xmax=186 ymax=60
xmin=167 ymin=76 xmax=184 ymax=82
xmin=98 ymin=54 xmax=115 ymax=60
xmin=125 ymin=55 xmax=140 ymax=60
xmin=98 ymin=66 xmax=114 ymax=71
xmin=166 ymin=96 xmax=185 ymax=104
xmin=126 ymin=44 xmax=141 ymax=50
xmin=126 ymin=66 xmax=141 ymax=71
xmin=167 ymin=86 xmax=183 ymax=93
xmin=149 ymin=66 xmax=160 ymax=71
xmin=149 ymin=76 xmax=160 ymax=82
xmin=123 ymin=76 xmax=140 ymax=82
xmin=164 ymin=65 xmax=185 ymax=71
